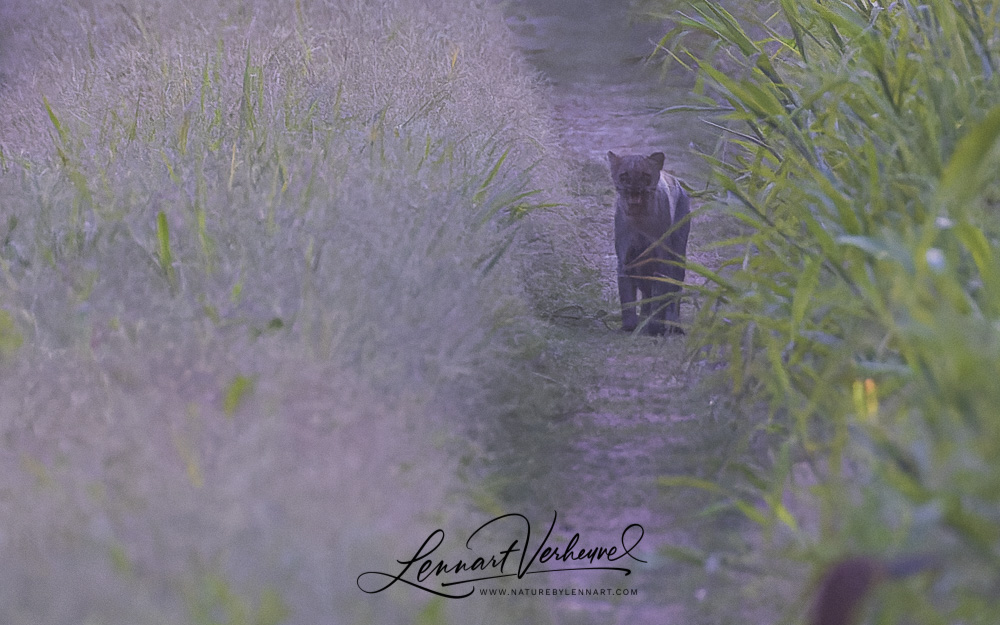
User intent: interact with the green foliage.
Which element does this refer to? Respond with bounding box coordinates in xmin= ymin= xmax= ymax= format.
xmin=0 ymin=310 xmax=23 ymax=361
xmin=222 ymin=375 xmax=255 ymax=418
xmin=415 ymin=598 xmax=448 ymax=625
xmin=651 ymin=0 xmax=1000 ymax=620
xmin=184 ymin=573 xmax=289 ymax=625
xmin=156 ymin=210 xmax=177 ymax=290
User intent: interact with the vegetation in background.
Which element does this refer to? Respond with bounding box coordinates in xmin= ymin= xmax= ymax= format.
xmin=645 ymin=0 xmax=1000 ymax=622
xmin=0 ymin=0 xmax=596 ymax=623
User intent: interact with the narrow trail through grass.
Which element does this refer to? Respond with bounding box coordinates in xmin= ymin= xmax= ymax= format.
xmin=471 ymin=4 xmax=780 ymax=624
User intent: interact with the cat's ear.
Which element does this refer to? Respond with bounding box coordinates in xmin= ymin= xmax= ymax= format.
xmin=607 ymin=151 xmax=622 ymax=174
xmin=648 ymin=152 xmax=665 ymax=171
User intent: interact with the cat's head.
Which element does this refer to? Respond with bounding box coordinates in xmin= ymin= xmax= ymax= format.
xmin=608 ymin=151 xmax=665 ymax=216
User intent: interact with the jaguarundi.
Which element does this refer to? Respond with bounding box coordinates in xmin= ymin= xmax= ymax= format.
xmin=608 ymin=151 xmax=690 ymax=336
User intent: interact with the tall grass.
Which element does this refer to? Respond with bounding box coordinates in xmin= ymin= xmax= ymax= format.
xmin=647 ymin=0 xmax=1000 ymax=622
xmin=0 ymin=0 xmax=587 ymax=622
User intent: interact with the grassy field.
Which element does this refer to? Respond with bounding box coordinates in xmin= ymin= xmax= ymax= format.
xmin=0 ymin=1 xmax=604 ymax=623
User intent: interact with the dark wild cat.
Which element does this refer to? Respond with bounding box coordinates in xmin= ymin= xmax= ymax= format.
xmin=608 ymin=151 xmax=690 ymax=336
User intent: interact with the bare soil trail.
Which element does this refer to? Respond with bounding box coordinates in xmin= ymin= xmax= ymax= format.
xmin=474 ymin=3 xmax=775 ymax=624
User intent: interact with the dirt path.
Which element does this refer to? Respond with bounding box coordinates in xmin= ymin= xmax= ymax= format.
xmin=484 ymin=4 xmax=768 ymax=625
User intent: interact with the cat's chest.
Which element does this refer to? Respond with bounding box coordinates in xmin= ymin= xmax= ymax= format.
xmin=617 ymin=211 xmax=671 ymax=242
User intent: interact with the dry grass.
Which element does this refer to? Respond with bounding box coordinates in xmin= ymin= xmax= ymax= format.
xmin=0 ymin=1 xmax=598 ymax=622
